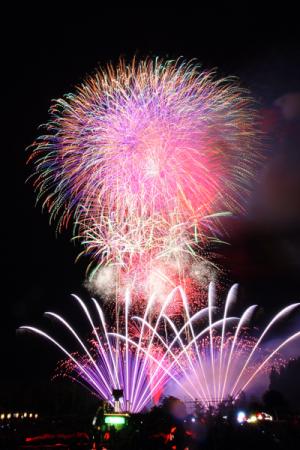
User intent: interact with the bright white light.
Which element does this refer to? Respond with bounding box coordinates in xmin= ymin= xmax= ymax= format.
xmin=237 ymin=411 xmax=246 ymax=423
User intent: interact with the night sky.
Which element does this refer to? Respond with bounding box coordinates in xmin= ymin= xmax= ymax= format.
xmin=2 ymin=8 xmax=300 ymax=393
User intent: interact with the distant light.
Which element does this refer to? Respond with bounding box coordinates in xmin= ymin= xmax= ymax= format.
xmin=29 ymin=413 xmax=33 ymax=418
xmin=257 ymin=412 xmax=273 ymax=421
xmin=34 ymin=413 xmax=38 ymax=419
xmin=247 ymin=415 xmax=257 ymax=423
xmin=237 ymin=411 xmax=246 ymax=423
xmin=0 ymin=414 xmax=5 ymax=420
xmin=104 ymin=415 xmax=126 ymax=425
xmin=191 ymin=417 xmax=196 ymax=423
xmin=24 ymin=413 xmax=27 ymax=418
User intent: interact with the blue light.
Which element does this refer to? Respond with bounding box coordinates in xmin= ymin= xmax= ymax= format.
xmin=237 ymin=411 xmax=246 ymax=423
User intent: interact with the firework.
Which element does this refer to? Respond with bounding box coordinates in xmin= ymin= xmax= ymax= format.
xmin=20 ymin=285 xmax=300 ymax=410
xmin=19 ymin=291 xmax=176 ymax=413
xmin=29 ymin=58 xmax=260 ymax=280
xmin=113 ymin=284 xmax=300 ymax=408
xmin=24 ymin=57 xmax=293 ymax=413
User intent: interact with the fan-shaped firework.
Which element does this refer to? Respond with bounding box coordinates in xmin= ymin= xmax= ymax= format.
xmin=147 ymin=284 xmax=300 ymax=405
xmin=20 ymin=285 xmax=300 ymax=410
xmin=19 ymin=291 xmax=175 ymax=413
xmin=29 ymin=58 xmax=259 ymax=276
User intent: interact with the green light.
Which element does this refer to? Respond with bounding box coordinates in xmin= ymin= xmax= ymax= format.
xmin=104 ymin=415 xmax=126 ymax=425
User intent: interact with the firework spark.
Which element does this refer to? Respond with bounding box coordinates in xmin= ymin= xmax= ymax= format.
xmin=23 ymin=57 xmax=290 ymax=414
xmin=20 ymin=285 xmax=300 ymax=410
xmin=115 ymin=284 xmax=300 ymax=408
xmin=19 ymin=291 xmax=177 ymax=413
xmin=29 ymin=58 xmax=260 ymax=281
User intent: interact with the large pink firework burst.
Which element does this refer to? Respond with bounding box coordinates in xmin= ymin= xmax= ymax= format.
xmin=29 ymin=58 xmax=260 ymax=281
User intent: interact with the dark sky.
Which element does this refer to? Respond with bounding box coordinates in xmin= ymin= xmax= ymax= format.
xmin=2 ymin=8 xmax=300 ymax=389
